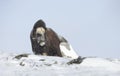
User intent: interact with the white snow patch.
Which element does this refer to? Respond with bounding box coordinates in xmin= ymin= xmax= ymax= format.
xmin=0 ymin=52 xmax=120 ymax=76
xmin=60 ymin=42 xmax=79 ymax=59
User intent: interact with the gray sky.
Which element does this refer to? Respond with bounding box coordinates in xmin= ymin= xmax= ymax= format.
xmin=0 ymin=0 xmax=120 ymax=58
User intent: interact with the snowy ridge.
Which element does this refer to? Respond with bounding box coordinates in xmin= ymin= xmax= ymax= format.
xmin=0 ymin=52 xmax=120 ymax=76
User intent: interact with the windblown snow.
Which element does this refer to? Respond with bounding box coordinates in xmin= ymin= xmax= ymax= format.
xmin=0 ymin=52 xmax=120 ymax=76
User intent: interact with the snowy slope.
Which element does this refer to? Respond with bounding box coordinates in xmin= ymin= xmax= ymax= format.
xmin=0 ymin=52 xmax=120 ymax=76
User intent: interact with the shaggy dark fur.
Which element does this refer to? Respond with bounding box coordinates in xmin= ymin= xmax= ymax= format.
xmin=30 ymin=20 xmax=62 ymax=57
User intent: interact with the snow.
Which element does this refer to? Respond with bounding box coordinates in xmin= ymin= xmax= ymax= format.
xmin=60 ymin=42 xmax=79 ymax=59
xmin=0 ymin=52 xmax=120 ymax=76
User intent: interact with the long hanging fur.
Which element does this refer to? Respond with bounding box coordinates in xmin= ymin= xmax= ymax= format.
xmin=30 ymin=20 xmax=62 ymax=57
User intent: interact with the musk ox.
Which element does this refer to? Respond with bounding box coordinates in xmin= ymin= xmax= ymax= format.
xmin=30 ymin=20 xmax=62 ymax=57
xmin=30 ymin=19 xmax=79 ymax=59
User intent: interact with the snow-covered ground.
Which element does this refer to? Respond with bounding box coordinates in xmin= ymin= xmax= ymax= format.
xmin=0 ymin=52 xmax=120 ymax=76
